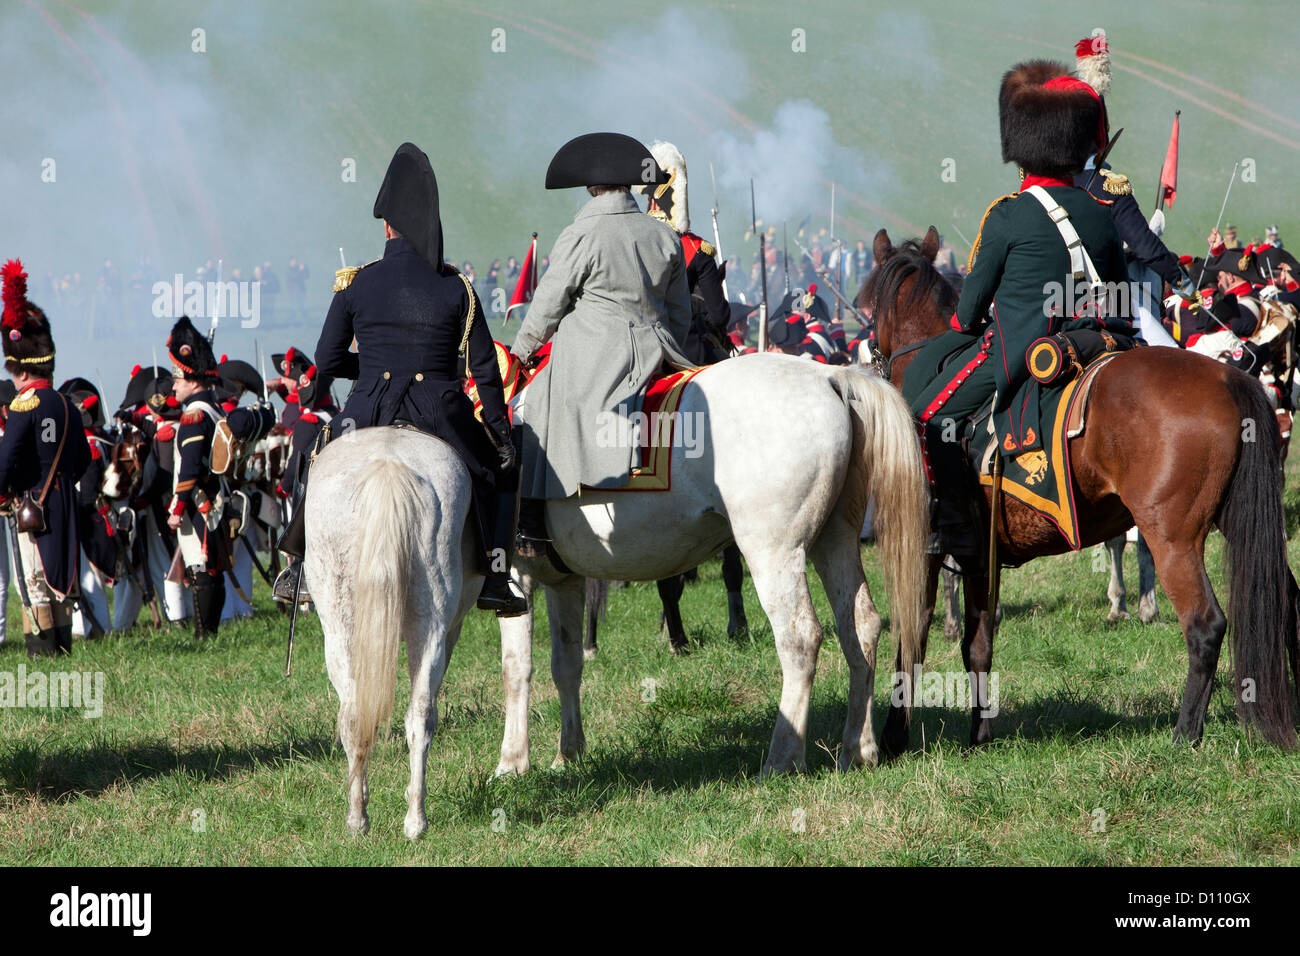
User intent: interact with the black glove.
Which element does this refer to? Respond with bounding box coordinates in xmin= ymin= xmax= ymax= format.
xmin=489 ymin=422 xmax=517 ymax=472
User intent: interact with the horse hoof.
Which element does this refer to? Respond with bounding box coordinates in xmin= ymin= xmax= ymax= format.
xmin=727 ymin=617 xmax=749 ymax=637
xmin=669 ymin=642 xmax=690 ymax=657
xmin=583 ymin=646 xmax=598 ymax=661
xmin=346 ymin=814 xmax=369 ymax=836
xmin=491 ymin=760 xmax=529 ymax=780
xmin=837 ymin=743 xmax=879 ymax=770
xmin=943 ymin=622 xmax=961 ymax=643
xmin=1138 ymin=596 xmax=1159 ymax=624
xmin=1106 ymin=608 xmax=1130 ymax=622
xmin=404 ymin=816 xmax=428 ymax=841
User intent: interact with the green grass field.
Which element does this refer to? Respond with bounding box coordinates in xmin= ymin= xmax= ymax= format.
xmin=3 ymin=472 xmax=1300 ymax=866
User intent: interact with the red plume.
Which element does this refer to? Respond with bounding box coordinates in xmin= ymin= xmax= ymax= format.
xmin=131 ymin=363 xmax=142 ymax=376
xmin=220 ymin=353 xmax=228 ymax=363
xmin=2 ymin=259 xmax=31 ymax=331
xmin=82 ymin=394 xmax=99 ymax=410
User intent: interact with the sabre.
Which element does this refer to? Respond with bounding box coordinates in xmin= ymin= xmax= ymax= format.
xmin=339 ymin=247 xmax=347 ymax=270
xmin=753 ymin=180 xmax=769 ymax=352
xmin=1196 ymin=162 xmax=1241 ymax=292
xmin=1082 ymin=127 xmax=1125 ymax=194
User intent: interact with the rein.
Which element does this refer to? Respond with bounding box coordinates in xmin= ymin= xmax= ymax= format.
xmin=873 ymin=331 xmax=947 ymax=382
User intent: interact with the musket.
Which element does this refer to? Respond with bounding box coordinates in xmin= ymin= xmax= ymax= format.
xmin=709 ymin=162 xmax=728 ymax=300
xmin=1082 ymin=127 xmax=1125 ymax=194
xmin=792 ymin=232 xmax=868 ymax=323
xmin=753 ymin=180 xmax=769 ymax=352
xmin=8 ymin=518 xmax=36 ymax=633
xmin=1195 ymin=162 xmax=1241 ymax=292
xmin=782 ymin=223 xmax=790 ymax=295
xmin=830 ymin=183 xmax=840 ymax=323
xmin=207 ymin=258 xmax=223 ymax=344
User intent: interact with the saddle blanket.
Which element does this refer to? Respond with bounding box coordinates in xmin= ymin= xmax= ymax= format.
xmin=465 ymin=340 xmax=700 ymax=492
xmin=977 ymin=351 xmax=1120 ymax=549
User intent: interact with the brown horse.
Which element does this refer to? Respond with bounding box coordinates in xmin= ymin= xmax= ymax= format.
xmin=862 ymin=227 xmax=1300 ymax=756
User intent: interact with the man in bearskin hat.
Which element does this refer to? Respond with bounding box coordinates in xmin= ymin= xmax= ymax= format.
xmin=510 ymin=132 xmax=693 ymax=552
xmin=636 ymin=141 xmax=732 ymax=364
xmin=0 ymin=260 xmax=92 ymax=656
xmin=276 ymin=142 xmax=527 ymax=616
xmin=907 ymin=60 xmax=1130 ymax=560
xmin=164 ymin=314 xmax=231 ymax=636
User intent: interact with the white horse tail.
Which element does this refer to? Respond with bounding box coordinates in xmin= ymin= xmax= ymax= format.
xmin=346 ymin=456 xmax=425 ymax=778
xmin=831 ymin=367 xmax=929 ymax=717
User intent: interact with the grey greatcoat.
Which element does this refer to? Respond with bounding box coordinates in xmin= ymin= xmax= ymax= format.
xmin=511 ymin=189 xmax=694 ymax=499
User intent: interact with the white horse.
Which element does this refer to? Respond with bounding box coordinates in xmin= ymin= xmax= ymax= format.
xmin=496 ymin=353 xmax=930 ymax=777
xmin=305 ymin=427 xmax=481 ymax=839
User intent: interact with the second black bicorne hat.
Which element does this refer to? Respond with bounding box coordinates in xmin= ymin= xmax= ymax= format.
xmin=545 ymin=132 xmax=668 ymax=190
xmin=373 ymin=142 xmax=444 ymax=272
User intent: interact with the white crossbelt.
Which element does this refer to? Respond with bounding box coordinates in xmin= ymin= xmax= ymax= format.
xmin=1023 ymin=184 xmax=1104 ymax=289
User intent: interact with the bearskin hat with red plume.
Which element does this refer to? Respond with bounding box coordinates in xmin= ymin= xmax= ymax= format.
xmin=2 ymin=259 xmax=55 ymax=378
xmin=166 ymin=315 xmax=219 ymax=381
xmin=999 ymin=59 xmax=1106 ymax=179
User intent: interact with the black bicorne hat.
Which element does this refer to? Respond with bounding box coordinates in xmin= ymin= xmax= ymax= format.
xmin=769 ymin=313 xmax=807 ymax=349
xmin=58 ymin=376 xmax=104 ymax=428
xmin=217 ymin=358 xmax=263 ymax=396
xmin=374 ymin=142 xmax=444 ymax=272
xmin=545 ymin=132 xmax=668 ymax=190
xmin=272 ymin=346 xmax=328 ymax=408
xmin=121 ymin=363 xmax=178 ymax=417
xmin=166 ymin=315 xmax=219 ymax=381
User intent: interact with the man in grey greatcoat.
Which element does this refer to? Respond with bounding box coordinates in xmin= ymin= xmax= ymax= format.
xmin=510 ymin=132 xmax=694 ymax=553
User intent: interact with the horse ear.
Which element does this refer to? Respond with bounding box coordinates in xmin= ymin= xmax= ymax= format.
xmin=921 ymin=226 xmax=940 ymax=263
xmin=872 ymin=229 xmax=893 ymax=266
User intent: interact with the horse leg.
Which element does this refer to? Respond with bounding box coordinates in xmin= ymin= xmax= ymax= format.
xmin=1141 ymin=534 xmax=1225 ymax=745
xmin=942 ymin=557 xmax=962 ymax=641
xmin=1105 ymin=535 xmax=1129 ymax=621
xmin=656 ymin=574 xmax=689 ymax=653
xmin=494 ymin=574 xmax=534 ymax=778
xmin=961 ymin=568 xmax=997 ymax=746
xmin=403 ymin=622 xmax=454 ymax=840
xmin=811 ymin=519 xmax=883 ymax=768
xmin=722 ymin=543 xmax=748 ymax=635
xmin=547 ymin=575 xmax=588 ymax=767
xmin=749 ymin=554 xmax=823 ymax=775
xmin=1136 ymin=533 xmax=1160 ymax=624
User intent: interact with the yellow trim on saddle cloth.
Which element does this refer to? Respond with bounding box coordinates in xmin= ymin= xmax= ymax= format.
xmin=587 ymin=367 xmax=703 ymax=493
xmin=977 ymin=353 xmax=1120 ymax=549
xmin=966 ymin=194 xmax=1017 ymax=273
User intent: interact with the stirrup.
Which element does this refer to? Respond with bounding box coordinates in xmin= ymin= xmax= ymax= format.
xmin=273 ymin=562 xmax=310 ymax=605
xmin=477 ymin=576 xmax=528 ymax=616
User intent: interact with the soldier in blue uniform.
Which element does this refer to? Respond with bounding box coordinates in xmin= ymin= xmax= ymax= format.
xmin=269 ymin=346 xmax=337 ymax=503
xmin=164 ymin=315 xmax=230 ymax=636
xmin=274 ymin=142 xmax=526 ymax=616
xmin=1071 ymin=30 xmax=1194 ymax=307
xmin=0 ymin=259 xmax=91 ymax=656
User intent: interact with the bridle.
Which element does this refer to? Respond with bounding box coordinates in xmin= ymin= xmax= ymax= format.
xmin=872 ymin=332 xmax=947 ymax=383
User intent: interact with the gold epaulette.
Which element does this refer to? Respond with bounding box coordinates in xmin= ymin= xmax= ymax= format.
xmin=9 ymin=387 xmax=38 ymax=413
xmin=1099 ymin=169 xmax=1132 ymax=196
xmin=333 ymin=259 xmax=377 ymax=292
xmin=700 ymin=239 xmax=716 ymax=258
xmin=967 ymin=194 xmax=1018 ymax=272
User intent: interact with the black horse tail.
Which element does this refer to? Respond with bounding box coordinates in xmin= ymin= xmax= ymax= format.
xmin=1220 ymin=372 xmax=1297 ymax=748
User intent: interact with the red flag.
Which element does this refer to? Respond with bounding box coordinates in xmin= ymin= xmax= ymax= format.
xmin=505 ymin=234 xmax=538 ymax=322
xmin=1159 ymin=111 xmax=1179 ymax=208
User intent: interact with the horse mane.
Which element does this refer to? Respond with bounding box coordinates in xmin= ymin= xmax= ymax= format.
xmin=859 ymin=238 xmax=960 ymax=339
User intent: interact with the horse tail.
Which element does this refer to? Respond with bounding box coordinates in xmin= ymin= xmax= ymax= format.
xmin=832 ymin=367 xmax=929 ymax=722
xmin=1220 ymin=372 xmax=1297 ymax=748
xmin=345 ymin=456 xmax=426 ymax=778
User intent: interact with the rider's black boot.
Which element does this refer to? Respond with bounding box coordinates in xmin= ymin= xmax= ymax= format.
xmin=477 ymin=490 xmax=528 ymax=616
xmin=515 ymin=497 xmax=550 ymax=561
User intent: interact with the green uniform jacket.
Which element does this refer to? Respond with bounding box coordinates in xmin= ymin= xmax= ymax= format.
xmin=955 ymin=184 xmax=1129 ymax=452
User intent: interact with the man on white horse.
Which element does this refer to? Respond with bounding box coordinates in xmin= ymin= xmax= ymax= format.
xmin=509 ymin=132 xmax=694 ymax=555
xmin=274 ymin=142 xmax=527 ymax=616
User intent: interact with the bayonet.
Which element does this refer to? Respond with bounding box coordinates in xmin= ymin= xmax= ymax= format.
xmin=752 ymin=180 xmax=769 ymax=352
xmin=709 ymin=162 xmax=728 ymax=300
